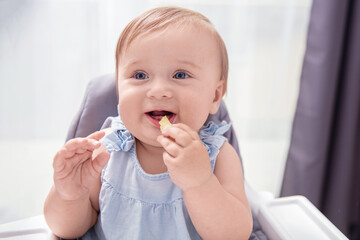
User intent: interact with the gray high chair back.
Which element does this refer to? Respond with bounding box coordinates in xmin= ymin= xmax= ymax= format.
xmin=66 ymin=73 xmax=266 ymax=240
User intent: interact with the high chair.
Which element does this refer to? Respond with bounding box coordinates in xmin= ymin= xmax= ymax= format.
xmin=0 ymin=74 xmax=348 ymax=240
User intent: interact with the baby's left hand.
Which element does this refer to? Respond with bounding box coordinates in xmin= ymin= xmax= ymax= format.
xmin=157 ymin=123 xmax=212 ymax=191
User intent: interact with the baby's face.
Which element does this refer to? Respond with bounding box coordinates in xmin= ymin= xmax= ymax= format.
xmin=117 ymin=25 xmax=224 ymax=147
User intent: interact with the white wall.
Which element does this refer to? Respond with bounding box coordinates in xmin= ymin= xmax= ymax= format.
xmin=0 ymin=0 xmax=312 ymax=223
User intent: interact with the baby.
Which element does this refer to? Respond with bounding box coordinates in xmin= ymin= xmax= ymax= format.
xmin=44 ymin=6 xmax=253 ymax=240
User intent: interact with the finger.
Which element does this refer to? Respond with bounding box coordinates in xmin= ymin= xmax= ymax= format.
xmin=63 ymin=138 xmax=100 ymax=156
xmin=54 ymin=150 xmax=93 ymax=175
xmin=53 ymin=150 xmax=66 ymax=173
xmin=162 ymin=124 xmax=196 ymax=147
xmin=157 ymin=135 xmax=180 ymax=157
xmin=80 ymin=149 xmax=110 ymax=183
xmin=62 ymin=146 xmax=91 ymax=159
xmin=53 ymin=147 xmax=82 ymax=172
xmin=162 ymin=151 xmax=176 ymax=168
xmin=92 ymin=151 xmax=110 ymax=175
xmin=173 ymin=123 xmax=199 ymax=140
xmin=87 ymin=130 xmax=106 ymax=141
xmin=54 ymin=137 xmax=100 ymax=174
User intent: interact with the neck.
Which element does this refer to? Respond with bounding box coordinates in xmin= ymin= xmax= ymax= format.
xmin=135 ymin=139 xmax=168 ymax=174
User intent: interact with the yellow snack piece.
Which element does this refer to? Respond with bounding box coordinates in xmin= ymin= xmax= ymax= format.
xmin=159 ymin=115 xmax=172 ymax=131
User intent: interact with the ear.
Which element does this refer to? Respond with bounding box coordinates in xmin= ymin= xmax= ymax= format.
xmin=209 ymin=79 xmax=225 ymax=114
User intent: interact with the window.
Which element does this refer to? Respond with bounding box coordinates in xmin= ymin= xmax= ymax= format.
xmin=0 ymin=0 xmax=312 ymax=223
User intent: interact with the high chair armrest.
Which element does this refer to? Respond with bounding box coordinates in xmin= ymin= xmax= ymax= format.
xmin=245 ymin=182 xmax=348 ymax=240
xmin=0 ymin=215 xmax=56 ymax=240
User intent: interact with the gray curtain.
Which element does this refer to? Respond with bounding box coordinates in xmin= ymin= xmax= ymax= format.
xmin=280 ymin=0 xmax=360 ymax=239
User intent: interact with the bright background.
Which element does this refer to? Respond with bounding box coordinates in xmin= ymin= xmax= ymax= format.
xmin=0 ymin=0 xmax=312 ymax=224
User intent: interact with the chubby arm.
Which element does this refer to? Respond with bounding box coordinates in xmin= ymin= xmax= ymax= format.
xmin=44 ymin=131 xmax=109 ymax=239
xmin=157 ymin=124 xmax=252 ymax=240
xmin=184 ymin=142 xmax=252 ymax=240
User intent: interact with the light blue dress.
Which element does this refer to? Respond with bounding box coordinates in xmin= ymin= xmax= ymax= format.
xmin=82 ymin=116 xmax=230 ymax=240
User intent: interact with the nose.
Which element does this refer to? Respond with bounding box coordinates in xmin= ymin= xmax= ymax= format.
xmin=146 ymin=77 xmax=173 ymax=100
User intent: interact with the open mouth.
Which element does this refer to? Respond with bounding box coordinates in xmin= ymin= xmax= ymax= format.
xmin=146 ymin=110 xmax=176 ymax=127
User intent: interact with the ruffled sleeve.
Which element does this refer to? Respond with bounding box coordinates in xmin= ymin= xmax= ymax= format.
xmin=100 ymin=116 xmax=135 ymax=152
xmin=199 ymin=121 xmax=231 ymax=171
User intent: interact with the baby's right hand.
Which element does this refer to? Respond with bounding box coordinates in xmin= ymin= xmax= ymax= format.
xmin=52 ymin=131 xmax=110 ymax=201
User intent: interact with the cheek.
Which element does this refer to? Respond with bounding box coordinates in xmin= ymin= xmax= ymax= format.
xmin=180 ymin=93 xmax=214 ymax=130
xmin=117 ymin=91 xmax=141 ymax=127
xmin=118 ymin=84 xmax=143 ymax=111
xmin=118 ymin=102 xmax=134 ymax=130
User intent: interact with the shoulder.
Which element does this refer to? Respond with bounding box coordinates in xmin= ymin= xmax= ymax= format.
xmin=215 ymin=141 xmax=242 ymax=173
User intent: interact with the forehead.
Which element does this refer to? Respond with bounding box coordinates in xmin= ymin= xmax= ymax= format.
xmin=128 ymin=29 xmax=217 ymax=65
xmin=121 ymin=24 xmax=219 ymax=61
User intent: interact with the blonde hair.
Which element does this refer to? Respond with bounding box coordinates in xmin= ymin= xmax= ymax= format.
xmin=115 ymin=7 xmax=229 ymax=93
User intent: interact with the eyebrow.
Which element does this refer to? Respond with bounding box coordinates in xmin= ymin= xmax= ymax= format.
xmin=121 ymin=58 xmax=202 ymax=70
xmin=176 ymin=59 xmax=201 ymax=69
xmin=122 ymin=59 xmax=142 ymax=68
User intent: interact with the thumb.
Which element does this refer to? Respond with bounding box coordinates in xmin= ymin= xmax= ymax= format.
xmin=92 ymin=148 xmax=110 ymax=175
xmin=87 ymin=130 xmax=106 ymax=141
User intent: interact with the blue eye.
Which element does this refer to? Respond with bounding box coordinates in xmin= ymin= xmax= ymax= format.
xmin=173 ymin=71 xmax=189 ymax=79
xmin=134 ymin=72 xmax=148 ymax=79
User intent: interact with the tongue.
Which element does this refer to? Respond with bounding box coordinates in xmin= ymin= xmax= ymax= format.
xmin=151 ymin=111 xmax=169 ymax=116
xmin=150 ymin=111 xmax=172 ymax=121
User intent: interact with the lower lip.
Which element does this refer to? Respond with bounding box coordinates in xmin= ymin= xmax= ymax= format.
xmin=145 ymin=114 xmax=176 ymax=128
